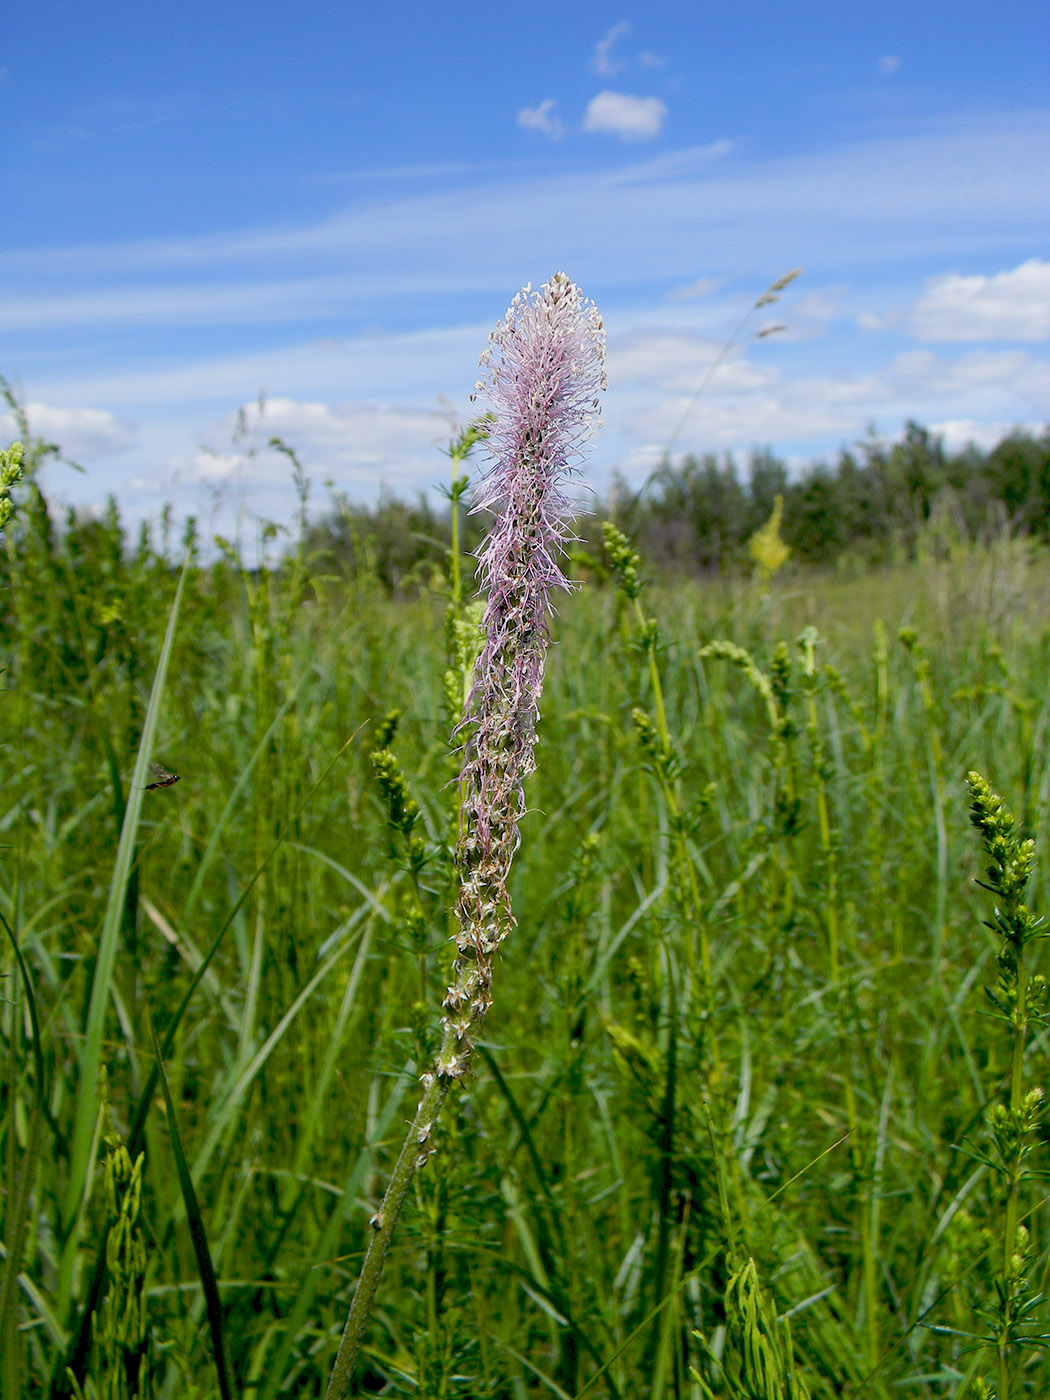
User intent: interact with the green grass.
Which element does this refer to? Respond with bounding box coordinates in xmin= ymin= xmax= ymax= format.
xmin=3 ymin=487 xmax=1050 ymax=1398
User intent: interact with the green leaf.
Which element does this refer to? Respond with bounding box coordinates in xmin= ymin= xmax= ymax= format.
xmin=151 ymin=1024 xmax=236 ymax=1400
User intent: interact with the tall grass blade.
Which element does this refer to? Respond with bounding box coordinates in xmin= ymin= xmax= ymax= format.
xmin=61 ymin=561 xmax=189 ymax=1237
xmin=151 ymin=1025 xmax=236 ymax=1400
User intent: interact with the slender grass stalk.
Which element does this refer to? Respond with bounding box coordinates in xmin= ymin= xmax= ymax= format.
xmin=408 ymin=421 xmax=491 ymax=1396
xmin=662 ymin=268 xmax=801 ymax=460
xmin=325 ymin=272 xmax=605 ymax=1399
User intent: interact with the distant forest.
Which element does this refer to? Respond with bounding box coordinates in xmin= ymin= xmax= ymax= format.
xmin=11 ymin=419 xmax=1050 ymax=591
xmin=302 ymin=420 xmax=1050 ymax=588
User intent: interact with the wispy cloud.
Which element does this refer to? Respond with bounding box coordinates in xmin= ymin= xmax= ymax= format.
xmin=305 ymin=157 xmax=529 ymax=186
xmin=6 ymin=111 xmax=1044 ymax=289
xmin=911 ymin=258 xmax=1050 ymax=341
xmin=22 ymin=321 xmax=487 ymax=411
xmin=589 ymin=22 xmax=666 ymax=77
xmin=30 ymin=94 xmax=197 ymax=153
xmin=591 ymin=21 xmax=631 ymax=77
xmin=517 ymin=98 xmax=565 ymax=141
xmin=668 ymin=277 xmax=724 ymax=302
xmin=599 ymin=140 xmax=733 ymax=184
xmin=583 ymin=91 xmax=668 ymax=142
xmin=878 ymin=54 xmax=901 ymax=75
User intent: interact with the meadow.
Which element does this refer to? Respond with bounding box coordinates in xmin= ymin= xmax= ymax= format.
xmin=3 ymin=420 xmax=1050 ymax=1400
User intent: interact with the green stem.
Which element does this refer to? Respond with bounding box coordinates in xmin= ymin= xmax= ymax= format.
xmin=449 ymin=447 xmax=464 ymax=610
xmin=998 ymin=944 xmax=1027 ymax=1400
xmin=807 ymin=693 xmax=838 ymax=983
xmin=998 ymin=1342 xmax=1010 ymax=1400
xmin=324 ymin=1031 xmax=458 ymax=1400
xmin=632 ymin=597 xmax=670 ymax=753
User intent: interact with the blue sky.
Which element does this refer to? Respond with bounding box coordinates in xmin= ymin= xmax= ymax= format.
xmin=2 ymin=2 xmax=1048 ymax=535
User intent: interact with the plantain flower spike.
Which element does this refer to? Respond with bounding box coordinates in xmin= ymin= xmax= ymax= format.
xmin=441 ymin=272 xmax=606 ymax=1064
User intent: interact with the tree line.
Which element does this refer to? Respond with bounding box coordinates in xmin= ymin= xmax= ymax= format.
xmin=5 ymin=420 xmax=1050 ymax=598
xmin=303 ymin=421 xmax=1050 ymax=587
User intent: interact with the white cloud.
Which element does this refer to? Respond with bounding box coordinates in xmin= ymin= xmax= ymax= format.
xmin=0 ymin=402 xmax=136 ymax=458
xmin=517 ymin=98 xmax=564 ymax=141
xmin=592 ymin=22 xmax=631 ymax=77
xmin=192 ymin=448 xmax=250 ymax=483
xmin=878 ymin=55 xmax=901 ymax=75
xmin=929 ymin=419 xmax=1018 ymax=451
xmin=605 ymin=325 xmax=1049 ymax=473
xmin=609 ymin=331 xmax=742 ymax=393
xmin=76 ymin=386 xmax=466 ymax=542
xmin=169 ymin=392 xmax=463 ymax=544
xmin=583 ymin=91 xmax=668 ymax=142
xmin=193 ymin=395 xmax=453 ymax=494
xmin=258 ymin=396 xmax=446 ymax=476
xmin=911 ymin=259 xmax=1050 ymax=342
xmin=638 ymin=51 xmax=667 ymax=70
xmin=777 ymin=289 xmax=840 ymax=342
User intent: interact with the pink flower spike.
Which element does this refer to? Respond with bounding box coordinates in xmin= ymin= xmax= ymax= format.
xmin=446 ymin=273 xmax=605 ymax=1035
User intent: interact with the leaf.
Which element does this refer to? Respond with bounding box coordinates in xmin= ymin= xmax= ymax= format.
xmin=151 ymin=1025 xmax=236 ymax=1400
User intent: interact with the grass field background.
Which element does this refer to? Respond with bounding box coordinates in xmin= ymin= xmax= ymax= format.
xmin=3 ymin=440 xmax=1050 ymax=1398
